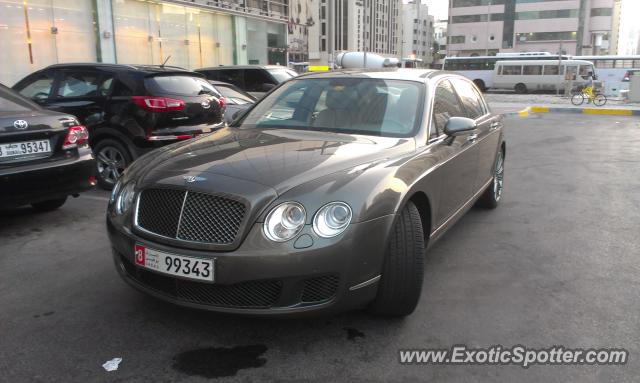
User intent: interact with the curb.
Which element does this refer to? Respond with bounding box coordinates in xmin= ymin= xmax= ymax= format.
xmin=503 ymin=106 xmax=640 ymax=118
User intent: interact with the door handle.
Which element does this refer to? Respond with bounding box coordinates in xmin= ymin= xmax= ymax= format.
xmin=490 ymin=122 xmax=500 ymax=130
xmin=467 ymin=133 xmax=478 ymax=142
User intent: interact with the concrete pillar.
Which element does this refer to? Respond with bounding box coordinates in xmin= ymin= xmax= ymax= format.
xmin=95 ymin=0 xmax=117 ymax=63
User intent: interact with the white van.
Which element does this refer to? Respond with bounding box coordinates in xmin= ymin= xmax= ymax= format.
xmin=493 ymin=59 xmax=596 ymax=93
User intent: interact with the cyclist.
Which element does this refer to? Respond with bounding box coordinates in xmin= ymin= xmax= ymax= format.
xmin=583 ymin=72 xmax=595 ymax=103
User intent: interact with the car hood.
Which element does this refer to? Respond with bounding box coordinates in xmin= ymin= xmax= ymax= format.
xmin=139 ymin=127 xmax=416 ymax=195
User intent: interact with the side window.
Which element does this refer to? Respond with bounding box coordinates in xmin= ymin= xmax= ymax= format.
xmin=16 ymin=74 xmax=55 ymax=100
xmin=98 ymin=77 xmax=114 ymax=97
xmin=244 ymin=69 xmax=272 ymax=92
xmin=431 ymin=80 xmax=465 ymax=138
xmin=110 ymin=80 xmax=133 ymax=97
xmin=450 ymin=78 xmax=485 ymax=119
xmin=56 ymin=72 xmax=100 ymax=98
xmin=217 ymin=70 xmax=243 ymax=88
xmin=201 ymin=70 xmax=219 ymax=81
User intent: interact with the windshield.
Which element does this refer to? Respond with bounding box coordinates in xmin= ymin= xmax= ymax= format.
xmin=267 ymin=69 xmax=297 ymax=83
xmin=237 ymin=78 xmax=423 ymax=138
xmin=145 ymin=75 xmax=221 ymax=97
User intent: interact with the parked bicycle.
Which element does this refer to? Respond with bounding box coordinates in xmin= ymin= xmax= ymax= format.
xmin=571 ymin=85 xmax=607 ymax=107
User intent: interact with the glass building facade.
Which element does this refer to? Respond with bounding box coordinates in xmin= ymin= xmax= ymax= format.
xmin=0 ymin=0 xmax=288 ymax=85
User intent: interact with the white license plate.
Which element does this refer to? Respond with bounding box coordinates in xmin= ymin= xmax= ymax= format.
xmin=0 ymin=139 xmax=51 ymax=158
xmin=134 ymin=244 xmax=214 ymax=282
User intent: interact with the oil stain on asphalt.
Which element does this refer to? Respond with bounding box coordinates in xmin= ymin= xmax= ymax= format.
xmin=344 ymin=327 xmax=365 ymax=341
xmin=172 ymin=345 xmax=267 ymax=378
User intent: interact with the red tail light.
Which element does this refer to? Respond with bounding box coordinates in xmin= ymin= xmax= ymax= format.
xmin=131 ymin=96 xmax=185 ymax=112
xmin=218 ymin=96 xmax=226 ymax=110
xmin=62 ymin=125 xmax=89 ymax=150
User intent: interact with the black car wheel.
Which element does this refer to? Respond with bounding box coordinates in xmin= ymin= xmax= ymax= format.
xmin=368 ymin=201 xmax=425 ymax=317
xmin=94 ymin=139 xmax=132 ymax=190
xmin=31 ymin=197 xmax=67 ymax=212
xmin=515 ymin=83 xmax=527 ymax=94
xmin=478 ymin=149 xmax=504 ymax=209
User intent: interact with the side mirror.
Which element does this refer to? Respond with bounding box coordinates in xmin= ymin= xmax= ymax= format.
xmin=261 ymin=83 xmax=276 ymax=92
xmin=444 ymin=117 xmax=477 ymax=137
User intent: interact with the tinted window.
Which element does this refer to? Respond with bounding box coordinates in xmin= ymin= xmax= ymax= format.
xmin=57 ymin=72 xmax=100 ymax=97
xmin=501 ymin=65 xmax=522 ymax=75
xmin=0 ymin=85 xmax=38 ymax=112
xmin=267 ymin=68 xmax=297 ymax=83
xmin=238 ymin=78 xmax=423 ymax=138
xmin=145 ymin=75 xmax=220 ymax=96
xmin=543 ymin=65 xmax=562 ymax=75
xmin=216 ymin=70 xmax=243 ymax=87
xmin=16 ymin=74 xmax=54 ymax=100
xmin=523 ymin=65 xmax=542 ymax=75
xmin=450 ymin=79 xmax=485 ymax=119
xmin=432 ymin=80 xmax=466 ymax=136
xmin=244 ymin=69 xmax=273 ymax=91
xmin=214 ymin=84 xmax=254 ymax=105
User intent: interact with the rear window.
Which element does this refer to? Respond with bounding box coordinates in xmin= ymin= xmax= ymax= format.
xmin=0 ymin=85 xmax=38 ymax=112
xmin=145 ymin=75 xmax=220 ymax=97
xmin=267 ymin=69 xmax=297 ymax=83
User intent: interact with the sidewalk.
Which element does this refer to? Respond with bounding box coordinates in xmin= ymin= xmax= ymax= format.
xmin=485 ymin=93 xmax=640 ymax=117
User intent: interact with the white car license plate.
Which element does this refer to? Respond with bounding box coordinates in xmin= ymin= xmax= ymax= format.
xmin=0 ymin=139 xmax=51 ymax=158
xmin=134 ymin=245 xmax=214 ymax=282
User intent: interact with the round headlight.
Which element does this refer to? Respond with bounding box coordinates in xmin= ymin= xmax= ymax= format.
xmin=263 ymin=202 xmax=306 ymax=242
xmin=116 ymin=182 xmax=136 ymax=215
xmin=313 ymin=202 xmax=352 ymax=238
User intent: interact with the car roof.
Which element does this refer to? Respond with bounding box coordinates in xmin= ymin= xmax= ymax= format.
xmin=294 ymin=68 xmax=441 ymax=82
xmin=196 ymin=65 xmax=289 ymax=71
xmin=42 ymin=63 xmax=196 ymax=74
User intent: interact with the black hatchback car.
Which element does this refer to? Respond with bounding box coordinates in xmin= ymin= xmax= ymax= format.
xmin=0 ymin=84 xmax=95 ymax=211
xmin=13 ymin=64 xmax=225 ymax=189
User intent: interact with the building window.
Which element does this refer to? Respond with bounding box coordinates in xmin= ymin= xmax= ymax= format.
xmin=451 ymin=14 xmax=503 ymax=23
xmin=449 ymin=35 xmax=465 ymax=44
xmin=516 ymin=31 xmax=578 ymax=42
xmin=590 ymin=8 xmax=613 ymax=17
xmin=451 ymin=0 xmax=505 ymax=7
xmin=516 ymin=9 xmax=579 ymax=20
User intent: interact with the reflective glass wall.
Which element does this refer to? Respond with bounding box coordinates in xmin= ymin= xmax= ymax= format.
xmin=0 ymin=0 xmax=97 ymax=85
xmin=0 ymin=0 xmax=288 ymax=85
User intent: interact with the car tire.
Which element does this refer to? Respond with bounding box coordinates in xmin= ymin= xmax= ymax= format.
xmin=515 ymin=83 xmax=527 ymax=94
xmin=477 ymin=148 xmax=504 ymax=209
xmin=94 ymin=138 xmax=132 ymax=190
xmin=31 ymin=197 xmax=67 ymax=212
xmin=368 ymin=201 xmax=425 ymax=317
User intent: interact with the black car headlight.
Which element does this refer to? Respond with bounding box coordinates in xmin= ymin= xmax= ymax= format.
xmin=313 ymin=202 xmax=352 ymax=238
xmin=263 ymin=202 xmax=306 ymax=242
xmin=116 ymin=182 xmax=136 ymax=215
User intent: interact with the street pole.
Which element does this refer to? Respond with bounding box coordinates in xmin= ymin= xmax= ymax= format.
xmin=557 ymin=41 xmax=563 ymax=96
xmin=485 ymin=0 xmax=491 ymax=56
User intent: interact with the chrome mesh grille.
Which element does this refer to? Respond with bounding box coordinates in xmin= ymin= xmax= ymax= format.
xmin=177 ymin=192 xmax=246 ymax=243
xmin=136 ymin=188 xmax=246 ymax=244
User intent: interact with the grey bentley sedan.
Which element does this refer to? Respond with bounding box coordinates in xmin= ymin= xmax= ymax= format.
xmin=107 ymin=69 xmax=505 ymax=317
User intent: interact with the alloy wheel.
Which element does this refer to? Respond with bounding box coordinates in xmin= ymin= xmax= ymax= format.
xmin=96 ymin=146 xmax=126 ymax=185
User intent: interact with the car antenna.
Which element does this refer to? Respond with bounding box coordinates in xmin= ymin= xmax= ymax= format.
xmin=160 ymin=55 xmax=171 ymax=68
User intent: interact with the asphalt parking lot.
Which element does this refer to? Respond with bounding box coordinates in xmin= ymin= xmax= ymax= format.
xmin=1 ymin=113 xmax=639 ymax=382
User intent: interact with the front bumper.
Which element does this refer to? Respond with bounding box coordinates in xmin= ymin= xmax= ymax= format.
xmin=0 ymin=149 xmax=95 ymax=208
xmin=107 ymin=214 xmax=396 ymax=316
